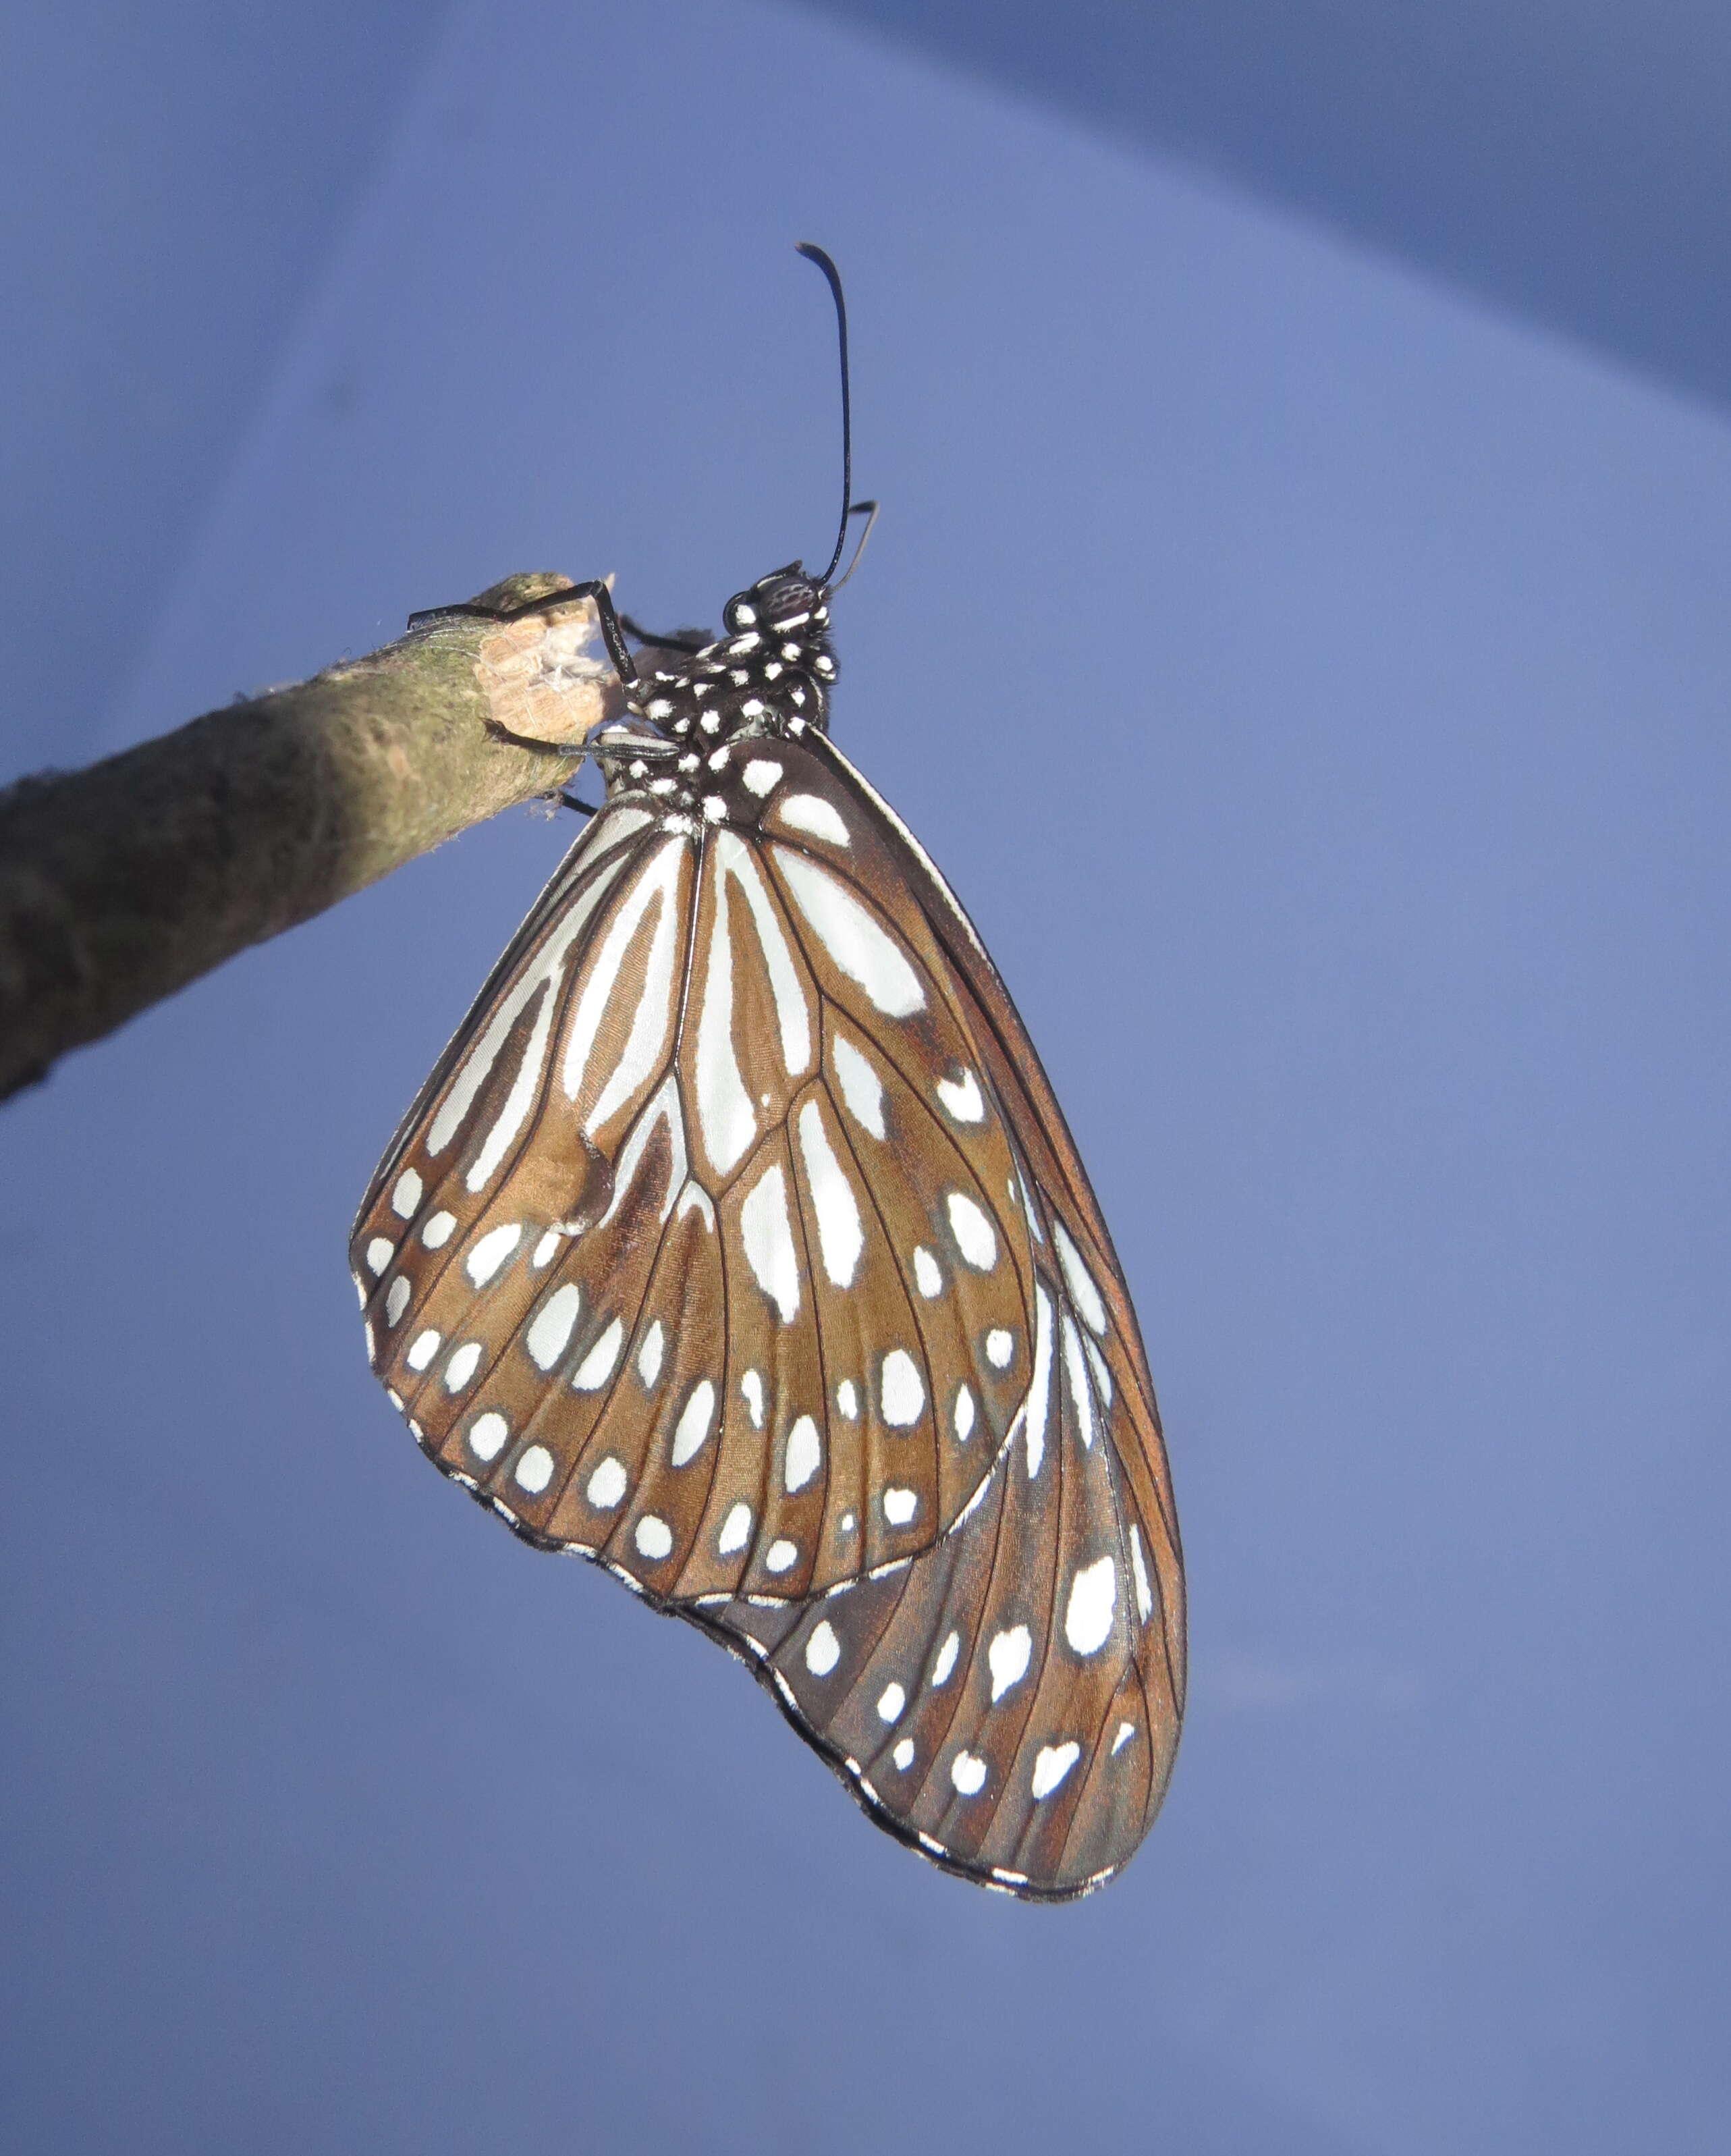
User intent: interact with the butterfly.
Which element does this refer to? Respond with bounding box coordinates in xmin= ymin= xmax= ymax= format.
xmin=351 ymin=246 xmax=1184 ymax=1898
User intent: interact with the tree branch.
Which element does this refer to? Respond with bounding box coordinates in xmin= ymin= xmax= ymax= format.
xmin=0 ymin=574 xmax=630 ymax=1102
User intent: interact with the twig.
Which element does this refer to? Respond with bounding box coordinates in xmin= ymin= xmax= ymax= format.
xmin=0 ymin=574 xmax=628 ymax=1102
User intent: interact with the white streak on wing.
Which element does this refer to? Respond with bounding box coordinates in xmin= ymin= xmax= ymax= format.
xmin=796 ymin=1098 xmax=863 ymax=1287
xmin=693 ymin=869 xmax=757 ymax=1176
xmin=1025 ymin=1284 xmax=1055 ymax=1478
xmin=429 ymin=849 xmax=629 ymax=1158
xmin=772 ymin=847 xmax=924 ymax=1017
xmin=812 ymin=736 xmax=989 ymax=961
xmin=595 ymin=1075 xmax=688 ymax=1230
xmin=583 ymin=849 xmax=684 ymax=1137
xmin=1083 ymin=1330 xmax=1113 ymax=1407
xmin=831 ymin=1034 xmax=885 ymax=1139
xmin=774 ymin=792 xmax=850 ymax=846
xmin=464 ymin=963 xmax=559 ymax=1193
xmin=1061 ymin=1310 xmax=1096 ymax=1451
xmin=1053 ymin=1218 xmax=1108 ymax=1336
xmin=557 ymin=838 xmax=686 ymax=1133
xmin=581 ymin=804 xmax=654 ymax=857
xmin=739 ymin=1162 xmax=801 ymax=1324
xmin=676 ymin=1182 xmax=715 ymax=1230
xmin=716 ymin=831 xmax=810 ymax=1077
xmin=1131 ymin=1525 xmax=1153 ymax=1624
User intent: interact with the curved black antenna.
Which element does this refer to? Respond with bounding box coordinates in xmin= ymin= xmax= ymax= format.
xmin=828 ymin=499 xmax=879 ymax=594
xmin=795 ymin=242 xmax=854 ymax=587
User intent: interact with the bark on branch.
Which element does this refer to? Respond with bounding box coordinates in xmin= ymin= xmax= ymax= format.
xmin=0 ymin=574 xmax=632 ymax=1102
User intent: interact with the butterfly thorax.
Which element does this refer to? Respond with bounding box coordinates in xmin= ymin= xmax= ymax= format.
xmin=609 ymin=566 xmax=837 ymax=820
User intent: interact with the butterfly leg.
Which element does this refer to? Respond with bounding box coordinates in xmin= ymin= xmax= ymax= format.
xmin=408 ymin=578 xmax=636 ymax=681
xmin=620 ymin=614 xmax=711 ymax=654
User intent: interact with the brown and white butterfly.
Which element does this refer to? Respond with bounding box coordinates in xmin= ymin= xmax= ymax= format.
xmin=352 ymin=254 xmax=1184 ymax=1899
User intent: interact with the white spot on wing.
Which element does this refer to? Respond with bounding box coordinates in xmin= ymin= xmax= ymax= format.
xmin=514 ymin=1445 xmax=554 ymax=1494
xmin=444 ymin=1341 xmax=483 ymax=1391
xmin=877 ymin=1682 xmax=906 ymax=1723
xmin=891 ymin=1737 xmax=915 ymax=1771
xmin=931 ymin=1630 xmax=960 ymax=1687
xmin=882 ymin=1486 xmax=918 ymax=1526
xmin=638 ymin=1320 xmax=665 ymax=1389
xmin=385 ymin=1277 xmax=411 ymax=1327
xmin=422 ymin=1211 xmax=456 ymax=1249
xmin=831 ymin=1033 xmax=886 ymax=1141
xmin=954 ymin=1384 xmax=976 ymax=1442
xmin=634 ymin=1515 xmax=674 ymax=1561
xmin=935 ymin=1069 xmax=985 ymax=1123
xmin=718 ymin=1502 xmax=752 ymax=1555
xmin=879 ymin=1349 xmax=925 ymax=1427
xmin=586 ymin=1456 xmax=628 ymax=1509
xmin=742 ymin=758 xmax=782 ymax=797
xmin=469 ymin=1411 xmax=509 ymax=1462
xmin=365 ymin=1237 xmax=392 ymax=1274
xmin=946 ymin=1191 xmax=998 ymax=1270
xmin=773 ymin=848 xmax=925 ymax=1017
xmin=571 ymin=1316 xmax=624 ymax=1391
xmin=912 ymin=1245 xmax=942 ymax=1298
xmin=406 ymin=1329 xmax=441 ymax=1372
xmin=391 ymin=1170 xmax=422 ymax=1218
xmin=765 ymin=1538 xmax=798 ymax=1575
xmin=985 ymin=1326 xmax=1015 ymax=1370
xmin=775 ymin=792 xmax=850 ymax=846
xmin=1031 ymin=1741 xmax=1081 ymax=1799
xmin=740 ymin=1162 xmax=801 ymax=1324
xmin=950 ymin=1752 xmax=987 ymax=1797
xmin=804 ymin=1620 xmax=841 ymax=1675
xmin=740 ymin=1368 xmax=765 ymax=1428
xmin=797 ymin=1098 xmax=863 ymax=1287
xmin=671 ymin=1378 xmax=717 ymax=1465
xmin=1111 ymin=1719 xmax=1136 ymax=1756
xmin=988 ymin=1625 xmax=1032 ymax=1701
xmin=835 ymin=1379 xmax=858 ymax=1420
xmin=526 ymin=1283 xmax=581 ymax=1371
xmin=465 ymin=1222 xmax=522 ymax=1287
xmin=784 ymin=1413 xmax=821 ymax=1493
xmin=1065 ymin=1555 xmax=1118 ymax=1656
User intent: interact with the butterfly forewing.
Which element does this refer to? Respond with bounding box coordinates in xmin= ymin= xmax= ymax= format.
xmin=354 ymin=565 xmax=1184 ymax=1897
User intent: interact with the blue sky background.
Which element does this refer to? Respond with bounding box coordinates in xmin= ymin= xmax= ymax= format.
xmin=4 ymin=4 xmax=1729 ymax=2150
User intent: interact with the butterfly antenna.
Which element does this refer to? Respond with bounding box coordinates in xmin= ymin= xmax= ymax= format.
xmin=796 ymin=242 xmax=854 ymax=588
